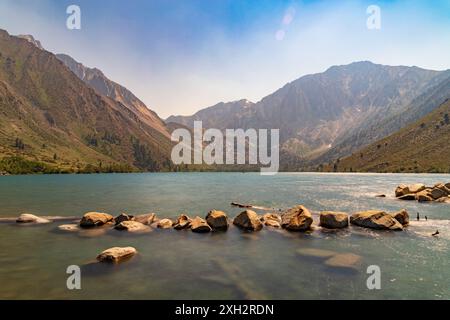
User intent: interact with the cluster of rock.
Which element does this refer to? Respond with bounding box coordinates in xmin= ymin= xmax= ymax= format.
xmin=396 ymin=183 xmax=450 ymax=203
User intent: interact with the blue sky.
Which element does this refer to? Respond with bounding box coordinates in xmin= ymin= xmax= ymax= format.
xmin=0 ymin=0 xmax=449 ymax=118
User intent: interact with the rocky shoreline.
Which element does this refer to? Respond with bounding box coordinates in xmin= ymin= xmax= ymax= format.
xmin=396 ymin=182 xmax=450 ymax=203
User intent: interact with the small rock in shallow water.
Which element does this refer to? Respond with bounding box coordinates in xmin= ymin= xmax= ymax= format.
xmin=375 ymin=194 xmax=386 ymax=198
xmin=16 ymin=213 xmax=51 ymax=224
xmin=260 ymin=213 xmax=282 ymax=228
xmin=297 ymin=248 xmax=337 ymax=259
xmin=173 ymin=214 xmax=192 ymax=230
xmin=319 ymin=211 xmax=349 ymax=229
xmin=191 ymin=216 xmax=212 ymax=233
xmin=114 ymin=213 xmax=133 ymax=225
xmin=281 ymin=205 xmax=313 ymax=231
xmin=114 ymin=220 xmax=151 ymax=233
xmin=134 ymin=213 xmax=157 ymax=225
xmin=96 ymin=247 xmax=137 ymax=263
xmin=206 ymin=210 xmax=229 ymax=230
xmin=157 ymin=218 xmax=173 ymax=229
xmin=324 ymin=253 xmax=362 ymax=270
xmin=390 ymin=209 xmax=409 ymax=226
xmin=80 ymin=212 xmax=114 ymax=228
xmin=233 ymin=210 xmax=263 ymax=231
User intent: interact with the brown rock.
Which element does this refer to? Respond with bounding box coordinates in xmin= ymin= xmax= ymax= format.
xmin=398 ymin=194 xmax=416 ymax=201
xmin=324 ymin=253 xmax=362 ymax=270
xmin=173 ymin=214 xmax=192 ymax=230
xmin=80 ymin=212 xmax=114 ymax=228
xmin=191 ymin=216 xmax=212 ymax=233
xmin=297 ymin=248 xmax=337 ymax=259
xmin=319 ymin=211 xmax=349 ymax=229
xmin=206 ymin=210 xmax=229 ymax=230
xmin=281 ymin=205 xmax=313 ymax=231
xmin=430 ymin=188 xmax=446 ymax=200
xmin=434 ymin=183 xmax=450 ymax=196
xmin=233 ymin=210 xmax=263 ymax=231
xmin=375 ymin=194 xmax=386 ymax=198
xmin=390 ymin=209 xmax=409 ymax=226
xmin=16 ymin=213 xmax=51 ymax=224
xmin=114 ymin=220 xmax=151 ymax=233
xmin=58 ymin=224 xmax=79 ymax=232
xmin=395 ymin=183 xmax=425 ymax=197
xmin=416 ymin=190 xmax=433 ymax=202
xmin=261 ymin=213 xmax=282 ymax=228
xmin=157 ymin=218 xmax=173 ymax=229
xmin=96 ymin=247 xmax=137 ymax=263
xmin=350 ymin=210 xmax=403 ymax=230
xmin=134 ymin=213 xmax=157 ymax=225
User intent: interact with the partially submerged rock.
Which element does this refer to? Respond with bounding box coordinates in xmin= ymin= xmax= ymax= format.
xmin=191 ymin=216 xmax=212 ymax=233
xmin=114 ymin=220 xmax=151 ymax=233
xmin=416 ymin=190 xmax=433 ymax=202
xmin=80 ymin=212 xmax=114 ymax=228
xmin=390 ymin=209 xmax=409 ymax=226
xmin=173 ymin=214 xmax=192 ymax=230
xmin=16 ymin=213 xmax=51 ymax=224
xmin=157 ymin=218 xmax=173 ymax=229
xmin=297 ymin=248 xmax=337 ymax=259
xmin=233 ymin=210 xmax=263 ymax=231
xmin=58 ymin=224 xmax=80 ymax=232
xmin=206 ymin=210 xmax=229 ymax=230
xmin=398 ymin=194 xmax=416 ymax=201
xmin=96 ymin=247 xmax=137 ymax=263
xmin=134 ymin=213 xmax=157 ymax=225
xmin=319 ymin=211 xmax=348 ymax=229
xmin=324 ymin=253 xmax=362 ymax=270
xmin=281 ymin=205 xmax=313 ymax=231
xmin=375 ymin=194 xmax=386 ymax=198
xmin=350 ymin=210 xmax=403 ymax=231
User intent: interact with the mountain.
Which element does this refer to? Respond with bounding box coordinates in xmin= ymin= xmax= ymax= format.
xmin=167 ymin=61 xmax=445 ymax=166
xmin=56 ymin=53 xmax=170 ymax=139
xmin=330 ymin=98 xmax=450 ymax=173
xmin=0 ymin=29 xmax=173 ymax=173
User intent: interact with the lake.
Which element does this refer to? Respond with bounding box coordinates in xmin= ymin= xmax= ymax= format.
xmin=0 ymin=172 xmax=449 ymax=299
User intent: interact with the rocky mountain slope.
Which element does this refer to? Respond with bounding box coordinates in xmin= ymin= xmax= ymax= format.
xmin=0 ymin=29 xmax=173 ymax=173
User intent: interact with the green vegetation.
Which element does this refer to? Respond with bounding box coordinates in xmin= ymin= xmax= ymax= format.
xmin=0 ymin=156 xmax=59 ymax=174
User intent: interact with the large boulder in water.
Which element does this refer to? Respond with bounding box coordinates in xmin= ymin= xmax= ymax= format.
xmin=206 ymin=210 xmax=229 ymax=230
xmin=173 ymin=214 xmax=192 ymax=230
xmin=96 ymin=247 xmax=137 ymax=263
xmin=80 ymin=212 xmax=114 ymax=228
xmin=233 ymin=210 xmax=263 ymax=231
xmin=415 ymin=190 xmax=433 ymax=202
xmin=390 ymin=209 xmax=409 ymax=226
xmin=395 ymin=183 xmax=425 ymax=197
xmin=350 ymin=210 xmax=403 ymax=230
xmin=281 ymin=205 xmax=313 ymax=231
xmin=319 ymin=211 xmax=349 ymax=229
xmin=191 ymin=216 xmax=212 ymax=233
xmin=433 ymin=183 xmax=450 ymax=196
xmin=16 ymin=213 xmax=51 ymax=224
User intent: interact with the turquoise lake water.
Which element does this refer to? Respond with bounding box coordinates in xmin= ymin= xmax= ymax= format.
xmin=0 ymin=172 xmax=449 ymax=299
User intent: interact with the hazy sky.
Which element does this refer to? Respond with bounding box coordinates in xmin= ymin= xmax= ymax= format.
xmin=1 ymin=0 xmax=449 ymax=118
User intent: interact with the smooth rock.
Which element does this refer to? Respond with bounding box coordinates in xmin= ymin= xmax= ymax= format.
xmin=191 ymin=216 xmax=212 ymax=233
xmin=319 ymin=211 xmax=349 ymax=229
xmin=16 ymin=213 xmax=51 ymax=224
xmin=350 ymin=210 xmax=403 ymax=230
xmin=96 ymin=247 xmax=137 ymax=263
xmin=233 ymin=210 xmax=263 ymax=231
xmin=157 ymin=218 xmax=173 ymax=229
xmin=173 ymin=214 xmax=192 ymax=230
xmin=281 ymin=205 xmax=313 ymax=231
xmin=261 ymin=213 xmax=282 ymax=228
xmin=206 ymin=210 xmax=229 ymax=230
xmin=114 ymin=220 xmax=151 ymax=233
xmin=390 ymin=209 xmax=409 ymax=226
xmin=134 ymin=213 xmax=157 ymax=225
xmin=80 ymin=212 xmax=114 ymax=228
xmin=395 ymin=183 xmax=425 ymax=197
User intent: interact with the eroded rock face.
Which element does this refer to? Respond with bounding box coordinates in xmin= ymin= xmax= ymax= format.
xmin=390 ymin=209 xmax=409 ymax=226
xmin=191 ymin=216 xmax=212 ymax=233
xmin=134 ymin=213 xmax=157 ymax=225
xmin=16 ymin=213 xmax=51 ymax=224
xmin=80 ymin=212 xmax=114 ymax=228
xmin=319 ymin=211 xmax=349 ymax=229
xmin=206 ymin=210 xmax=229 ymax=230
xmin=260 ymin=213 xmax=282 ymax=228
xmin=350 ymin=210 xmax=403 ymax=231
xmin=281 ymin=205 xmax=313 ymax=231
xmin=416 ymin=190 xmax=433 ymax=202
xmin=157 ymin=218 xmax=173 ymax=229
xmin=233 ymin=210 xmax=263 ymax=231
xmin=173 ymin=214 xmax=192 ymax=230
xmin=114 ymin=221 xmax=151 ymax=233
xmin=430 ymin=188 xmax=446 ymax=200
xmin=96 ymin=247 xmax=137 ymax=263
